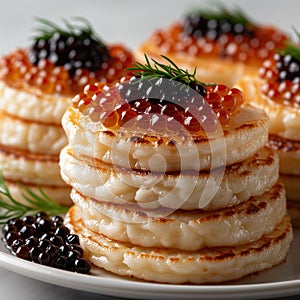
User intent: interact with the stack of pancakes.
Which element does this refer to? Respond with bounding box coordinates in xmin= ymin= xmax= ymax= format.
xmin=236 ymin=77 xmax=300 ymax=226
xmin=0 ymin=78 xmax=72 ymax=206
xmin=61 ymin=85 xmax=293 ymax=284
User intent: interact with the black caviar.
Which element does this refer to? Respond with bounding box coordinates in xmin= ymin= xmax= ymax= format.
xmin=2 ymin=212 xmax=91 ymax=274
xmin=182 ymin=13 xmax=254 ymax=41
xmin=274 ymin=53 xmax=300 ymax=82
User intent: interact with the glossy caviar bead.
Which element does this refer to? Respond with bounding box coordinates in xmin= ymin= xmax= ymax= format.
xmin=74 ymin=258 xmax=91 ymax=274
xmin=54 ymin=226 xmax=70 ymax=239
xmin=4 ymin=232 xmax=20 ymax=247
xmin=15 ymin=245 xmax=31 ymax=260
xmin=36 ymin=217 xmax=54 ymax=233
xmin=30 ymin=246 xmax=44 ymax=263
xmin=2 ymin=224 xmax=17 ymax=236
xmin=54 ymin=256 xmax=68 ymax=270
xmin=9 ymin=219 xmax=26 ymax=231
xmin=38 ymin=252 xmax=51 ymax=265
xmin=49 ymin=235 xmax=64 ymax=247
xmin=46 ymin=245 xmax=59 ymax=259
xmin=40 ymin=232 xmax=55 ymax=241
xmin=66 ymin=234 xmax=80 ymax=245
xmin=39 ymin=239 xmax=52 ymax=250
xmin=50 ymin=215 xmax=64 ymax=225
xmin=59 ymin=245 xmax=73 ymax=256
xmin=70 ymin=244 xmax=84 ymax=257
xmin=22 ymin=216 xmax=35 ymax=225
xmin=67 ymin=250 xmax=82 ymax=261
xmin=19 ymin=224 xmax=36 ymax=239
xmin=11 ymin=239 xmax=25 ymax=253
xmin=25 ymin=237 xmax=39 ymax=248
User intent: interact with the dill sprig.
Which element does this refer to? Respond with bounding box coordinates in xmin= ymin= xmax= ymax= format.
xmin=127 ymin=54 xmax=206 ymax=87
xmin=279 ymin=28 xmax=300 ymax=62
xmin=32 ymin=16 xmax=106 ymax=46
xmin=0 ymin=172 xmax=69 ymax=224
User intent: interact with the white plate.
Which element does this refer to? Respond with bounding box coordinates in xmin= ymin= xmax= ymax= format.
xmin=0 ymin=229 xmax=300 ymax=299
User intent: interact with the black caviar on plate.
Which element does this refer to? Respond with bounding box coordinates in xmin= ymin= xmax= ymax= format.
xmin=1 ymin=212 xmax=91 ymax=274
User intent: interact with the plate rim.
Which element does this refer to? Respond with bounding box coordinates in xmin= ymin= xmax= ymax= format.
xmin=1 ymin=246 xmax=300 ymax=300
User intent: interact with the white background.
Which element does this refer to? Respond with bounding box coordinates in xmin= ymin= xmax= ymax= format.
xmin=1 ymin=0 xmax=300 ymax=55
xmin=1 ymin=0 xmax=300 ymax=299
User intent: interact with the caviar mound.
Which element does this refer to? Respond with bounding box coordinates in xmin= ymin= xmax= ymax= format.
xmin=29 ymin=18 xmax=111 ymax=77
xmin=259 ymin=54 xmax=300 ymax=108
xmin=2 ymin=212 xmax=91 ymax=274
xmin=72 ymin=76 xmax=245 ymax=135
xmin=136 ymin=7 xmax=288 ymax=86
xmin=65 ymin=59 xmax=268 ymax=173
xmin=235 ymin=34 xmax=300 ymax=226
xmin=0 ymin=18 xmax=135 ymax=208
xmin=0 ymin=45 xmax=134 ymax=96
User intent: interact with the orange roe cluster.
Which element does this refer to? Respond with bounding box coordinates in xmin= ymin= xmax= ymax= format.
xmin=150 ymin=23 xmax=288 ymax=66
xmin=72 ymin=79 xmax=245 ymax=134
xmin=0 ymin=45 xmax=134 ymax=96
xmin=259 ymin=56 xmax=300 ymax=107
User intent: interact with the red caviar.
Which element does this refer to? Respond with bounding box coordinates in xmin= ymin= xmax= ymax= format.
xmin=72 ymin=79 xmax=245 ymax=134
xmin=150 ymin=22 xmax=288 ymax=66
xmin=0 ymin=45 xmax=134 ymax=96
xmin=259 ymin=57 xmax=300 ymax=107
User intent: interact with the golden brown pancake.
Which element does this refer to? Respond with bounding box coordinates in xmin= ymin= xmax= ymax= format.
xmin=62 ymin=104 xmax=269 ymax=172
xmin=70 ymin=182 xmax=286 ymax=251
xmin=65 ymin=205 xmax=293 ymax=284
xmin=0 ymin=144 xmax=66 ymax=186
xmin=268 ymin=135 xmax=300 ymax=175
xmin=5 ymin=178 xmax=71 ymax=207
xmin=0 ymin=111 xmax=67 ymax=155
xmin=60 ymin=145 xmax=279 ymax=210
xmin=0 ymin=80 xmax=71 ymax=125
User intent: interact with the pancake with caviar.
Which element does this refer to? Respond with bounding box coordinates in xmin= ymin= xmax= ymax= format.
xmin=0 ymin=18 xmax=134 ymax=205
xmin=61 ymin=56 xmax=293 ymax=283
xmin=63 ymin=55 xmax=270 ymax=174
xmin=136 ymin=5 xmax=288 ymax=87
xmin=235 ymin=31 xmax=300 ymax=224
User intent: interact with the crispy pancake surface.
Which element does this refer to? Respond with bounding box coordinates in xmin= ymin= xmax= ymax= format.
xmin=70 ymin=182 xmax=286 ymax=251
xmin=268 ymin=135 xmax=300 ymax=175
xmin=0 ymin=144 xmax=67 ymax=186
xmin=0 ymin=111 xmax=67 ymax=155
xmin=0 ymin=81 xmax=71 ymax=125
xmin=5 ymin=179 xmax=72 ymax=206
xmin=60 ymin=146 xmax=279 ymax=210
xmin=62 ymin=104 xmax=269 ymax=172
xmin=65 ymin=205 xmax=293 ymax=284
